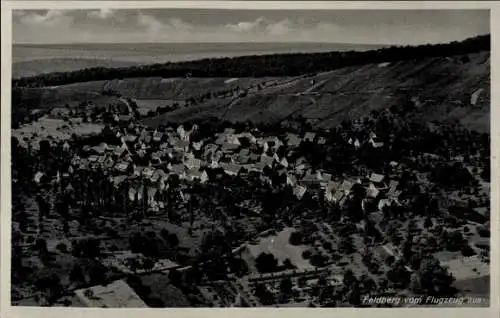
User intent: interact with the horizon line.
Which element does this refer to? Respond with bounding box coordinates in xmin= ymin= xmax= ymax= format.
xmin=12 ymin=33 xmax=489 ymax=47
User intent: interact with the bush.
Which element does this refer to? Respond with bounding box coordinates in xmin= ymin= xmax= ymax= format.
xmin=302 ymin=250 xmax=312 ymax=259
xmin=477 ymin=226 xmax=490 ymax=237
xmin=461 ymin=244 xmax=476 ymax=257
xmin=289 ymin=231 xmax=303 ymax=245
xmin=56 ymin=243 xmax=68 ymax=253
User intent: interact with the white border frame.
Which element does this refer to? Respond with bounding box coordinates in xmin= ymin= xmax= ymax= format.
xmin=1 ymin=2 xmax=499 ymax=318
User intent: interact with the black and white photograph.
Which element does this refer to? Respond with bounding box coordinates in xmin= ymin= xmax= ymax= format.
xmin=3 ymin=2 xmax=495 ymax=312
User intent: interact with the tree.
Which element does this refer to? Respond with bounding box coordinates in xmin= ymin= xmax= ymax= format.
xmin=255 ymin=252 xmax=279 ymax=273
xmin=35 ymin=238 xmax=48 ymax=255
xmin=461 ymin=243 xmax=476 ymax=257
xmin=279 ymin=278 xmax=293 ymax=297
xmin=56 ymin=242 xmax=68 ymax=253
xmin=35 ymin=274 xmax=63 ymax=304
xmin=343 ymin=269 xmax=357 ymax=287
xmin=142 ymin=258 xmax=156 ymax=272
xmin=70 ymin=264 xmax=86 ymax=284
xmin=302 ymin=250 xmax=312 ymax=259
xmin=230 ymin=257 xmax=249 ymax=277
xmin=167 ymin=233 xmax=180 ymax=248
xmin=72 ymin=239 xmax=101 ymax=258
xmin=310 ymin=253 xmax=328 ymax=267
xmin=254 ymin=284 xmax=274 ymax=305
xmin=411 ymin=257 xmax=456 ymax=296
xmin=289 ymin=231 xmax=303 ymax=245
xmin=89 ymin=263 xmax=108 ymax=285
xmin=444 ymin=230 xmax=466 ymax=252
xmin=168 ymin=269 xmax=183 ymax=286
xmin=424 ymin=217 xmax=433 ymax=228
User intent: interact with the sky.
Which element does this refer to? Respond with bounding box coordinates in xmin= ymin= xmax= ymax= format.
xmin=12 ymin=9 xmax=490 ymax=45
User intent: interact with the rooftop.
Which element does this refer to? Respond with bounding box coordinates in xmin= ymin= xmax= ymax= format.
xmin=73 ymin=280 xmax=148 ymax=308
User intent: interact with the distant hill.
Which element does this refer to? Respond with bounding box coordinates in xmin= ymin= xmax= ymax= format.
xmin=12 ymin=34 xmax=489 ymax=88
xmin=12 ymin=58 xmax=140 ymax=79
xmin=12 ymin=42 xmax=384 ymax=79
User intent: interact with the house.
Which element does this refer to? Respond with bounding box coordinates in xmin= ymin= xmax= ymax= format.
xmin=33 ymin=171 xmax=45 ymax=184
xmin=293 ymin=185 xmax=307 ymax=200
xmin=113 ymin=144 xmax=128 ymax=157
xmin=92 ymin=142 xmax=108 ymax=154
xmin=151 ymin=169 xmax=167 ymax=182
xmin=103 ymin=157 xmax=115 ymax=170
xmin=378 ymin=199 xmax=392 ymax=211
xmin=320 ymin=173 xmax=333 ymax=187
xmin=209 ymin=161 xmax=220 ymax=169
xmin=249 ymin=153 xmax=260 ymax=162
xmin=304 ymin=132 xmax=316 ymax=142
xmin=317 ymin=137 xmax=327 ymax=145
xmin=260 ymin=155 xmax=275 ymax=168
xmin=173 ymin=140 xmax=190 ymax=152
xmin=389 ymin=161 xmax=399 ymax=168
xmin=472 ymin=207 xmax=489 ymax=218
xmin=369 ymin=173 xmax=385 ymax=185
xmin=340 ymin=180 xmax=354 ymax=194
xmin=224 ymin=128 xmax=236 ymax=135
xmin=184 ymin=157 xmax=201 ymax=170
xmin=221 ymin=163 xmax=242 ymax=176
xmin=88 ymin=155 xmax=99 ymax=162
xmin=227 ymin=135 xmax=241 ymax=146
xmin=280 ymin=157 xmax=289 ymax=168
xmin=301 ymin=171 xmax=323 ymax=185
xmin=369 ymin=137 xmax=384 ymax=148
xmin=387 ymin=180 xmax=401 ymax=198
xmin=367 ymin=183 xmax=380 ymax=199
xmin=236 ymin=149 xmax=251 ymax=164
xmin=248 ymin=162 xmax=266 ymax=173
xmin=215 ymin=135 xmax=227 ymax=145
xmin=375 ymin=243 xmax=401 ymax=262
xmin=177 ymin=125 xmax=186 ymax=140
xmin=138 ymin=130 xmax=151 ymax=143
xmin=186 ymin=168 xmax=209 ymax=183
xmin=325 ymin=181 xmax=341 ymax=202
xmin=286 ymin=174 xmax=298 ymax=187
xmin=286 ymin=134 xmax=302 ymax=147
xmin=152 ymin=131 xmax=164 ymax=143
xmin=221 ymin=142 xmax=240 ymax=153
xmin=169 ymin=164 xmax=186 ymax=178
xmin=263 ymin=136 xmax=283 ymax=152
xmin=192 ymin=141 xmax=204 ymax=151
xmin=272 ymin=153 xmax=281 ymax=163
xmin=237 ymin=132 xmax=257 ymax=144
xmin=62 ymin=141 xmax=70 ymax=151
xmin=354 ymin=139 xmax=361 ymax=149
xmin=147 ymin=187 xmax=158 ymax=205
xmin=73 ymin=280 xmax=148 ymax=308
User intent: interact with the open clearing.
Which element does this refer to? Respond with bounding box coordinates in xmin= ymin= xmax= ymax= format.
xmin=246 ymin=227 xmax=312 ymax=270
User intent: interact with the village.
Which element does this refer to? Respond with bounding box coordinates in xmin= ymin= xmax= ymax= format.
xmin=10 ymin=91 xmax=491 ymax=309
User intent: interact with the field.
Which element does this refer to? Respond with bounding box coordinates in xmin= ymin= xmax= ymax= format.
xmin=12 ymin=117 xmax=104 ymax=148
xmin=135 ymin=99 xmax=173 ymax=116
xmin=246 ymin=227 xmax=312 ymax=271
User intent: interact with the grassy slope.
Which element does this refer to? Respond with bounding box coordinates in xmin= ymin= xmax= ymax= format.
xmin=13 ymin=51 xmax=490 ymax=133
xmin=146 ymin=51 xmax=490 ymax=132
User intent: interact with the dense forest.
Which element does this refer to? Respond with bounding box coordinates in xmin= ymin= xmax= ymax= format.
xmin=12 ymin=34 xmax=489 ymax=88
